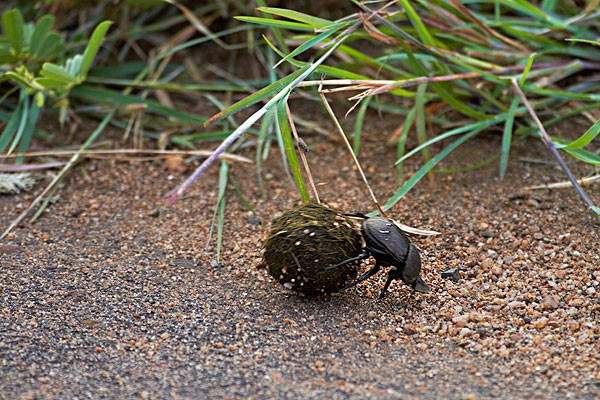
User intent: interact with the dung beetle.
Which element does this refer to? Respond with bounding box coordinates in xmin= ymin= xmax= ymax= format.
xmin=326 ymin=214 xmax=430 ymax=299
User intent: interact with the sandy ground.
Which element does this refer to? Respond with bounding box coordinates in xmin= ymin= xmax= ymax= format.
xmin=0 ymin=126 xmax=598 ymax=399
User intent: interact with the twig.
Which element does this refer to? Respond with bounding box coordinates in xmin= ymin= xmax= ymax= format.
xmin=511 ymin=79 xmax=599 ymax=220
xmin=318 ymin=87 xmax=386 ymax=217
xmin=525 ymin=174 xmax=600 ymax=190
xmin=0 ymin=149 xmax=252 ymax=164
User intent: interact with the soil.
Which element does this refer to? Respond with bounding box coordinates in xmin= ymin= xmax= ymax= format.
xmin=0 ymin=110 xmax=599 ymax=399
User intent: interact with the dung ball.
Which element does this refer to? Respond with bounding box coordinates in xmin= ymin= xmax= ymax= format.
xmin=263 ymin=203 xmax=362 ymax=297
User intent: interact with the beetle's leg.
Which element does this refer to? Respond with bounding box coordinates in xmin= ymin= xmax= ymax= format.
xmin=338 ymin=262 xmax=381 ymax=291
xmin=378 ymin=272 xmax=395 ymax=299
xmin=324 ymin=251 xmax=369 ymax=270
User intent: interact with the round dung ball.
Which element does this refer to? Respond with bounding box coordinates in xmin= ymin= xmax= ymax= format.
xmin=263 ymin=203 xmax=362 ymax=296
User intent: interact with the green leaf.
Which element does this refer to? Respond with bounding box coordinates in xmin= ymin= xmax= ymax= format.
xmin=235 ymin=16 xmax=314 ymax=32
xmin=415 ymin=83 xmax=430 ymax=164
xmin=519 ymin=53 xmax=537 ymax=87
xmin=353 ymin=96 xmax=372 ymax=155
xmin=397 ymin=0 xmax=436 ymax=46
xmin=277 ymin=96 xmax=309 ymax=202
xmin=40 ymin=62 xmax=77 ymax=83
xmin=81 ymin=20 xmax=113 ymax=77
xmin=565 ymin=38 xmax=600 ymax=47
xmin=2 ymin=9 xmax=24 ymax=54
xmin=384 ymin=128 xmax=483 ymax=212
xmin=396 ymin=107 xmax=417 ymax=180
xmin=30 ymin=14 xmax=55 ymax=56
xmin=275 ymin=26 xmax=340 ymax=68
xmin=205 ymin=65 xmax=309 ymax=125
xmin=256 ymin=7 xmax=333 ymax=29
xmin=65 ymin=54 xmax=83 ymax=77
xmin=562 ymin=147 xmax=600 ymax=165
xmin=500 ymin=98 xmax=520 ymax=179
xmin=0 ymin=98 xmax=23 ymax=153
xmin=35 ymin=77 xmax=70 ymax=89
xmin=6 ymin=92 xmax=29 ymax=155
xmin=70 ymin=85 xmax=207 ymax=124
xmin=397 ymin=115 xmax=509 ymax=164
xmin=36 ymin=32 xmax=65 ymax=58
xmin=216 ymin=160 xmax=229 ymax=262
xmin=263 ymin=35 xmax=369 ymax=80
xmin=562 ymin=119 xmax=600 ymax=150
xmin=16 ymin=100 xmax=41 ymax=162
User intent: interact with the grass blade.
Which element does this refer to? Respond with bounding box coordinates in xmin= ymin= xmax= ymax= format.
xmin=519 ymin=53 xmax=537 ymax=87
xmin=205 ymin=65 xmax=309 ymax=126
xmin=384 ymin=128 xmax=483 ymax=212
xmin=277 ymin=96 xmax=309 ymax=202
xmin=500 ymin=98 xmax=520 ymax=179
xmin=216 ymin=160 xmax=229 ymax=263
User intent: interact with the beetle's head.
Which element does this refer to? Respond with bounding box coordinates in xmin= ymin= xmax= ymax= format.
xmin=412 ymin=276 xmax=431 ymax=294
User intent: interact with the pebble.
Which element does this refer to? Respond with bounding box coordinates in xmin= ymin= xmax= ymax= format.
xmin=541 ymin=295 xmax=559 ymax=310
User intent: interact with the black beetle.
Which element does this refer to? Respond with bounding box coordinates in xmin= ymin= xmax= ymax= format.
xmin=326 ymin=215 xmax=430 ymax=299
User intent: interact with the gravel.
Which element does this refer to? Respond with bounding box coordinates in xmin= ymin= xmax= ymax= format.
xmin=0 ymin=129 xmax=598 ymax=399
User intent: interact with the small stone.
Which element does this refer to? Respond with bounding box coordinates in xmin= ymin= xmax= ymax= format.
xmin=534 ymin=317 xmax=548 ymax=329
xmin=586 ymin=287 xmax=596 ymax=295
xmin=441 ymin=268 xmax=462 ymax=282
xmin=452 ymin=314 xmax=470 ymax=327
xmin=248 ymin=215 xmax=262 ymax=225
xmin=491 ymin=265 xmax=503 ymax=276
xmin=482 ymin=258 xmax=494 ymax=270
xmin=541 ymin=295 xmax=559 ymax=310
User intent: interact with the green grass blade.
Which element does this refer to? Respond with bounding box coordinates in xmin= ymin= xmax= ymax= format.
xmin=275 ymin=27 xmax=340 ymax=68
xmin=384 ymin=128 xmax=483 ymax=212
xmin=263 ymin=34 xmax=369 ymax=80
xmin=257 ymin=7 xmax=333 ymax=29
xmin=16 ymin=100 xmax=41 ymax=163
xmin=397 ymin=115 xmax=509 ymax=164
xmin=205 ymin=65 xmax=310 ymax=125
xmin=235 ymin=16 xmax=315 ymax=32
xmin=70 ymin=85 xmax=207 ymax=124
xmin=256 ymin=0 xmax=289 ymax=55
xmin=396 ymin=106 xmax=417 ymax=181
xmin=6 ymin=93 xmax=29 ymax=155
xmin=415 ymin=83 xmax=430 ymax=164
xmin=519 ymin=52 xmax=537 ymax=87
xmin=500 ymin=98 xmax=520 ymax=179
xmin=561 ymin=147 xmax=600 ymax=165
xmin=215 ymin=160 xmax=229 ymax=263
xmin=561 ymin=119 xmax=600 ymax=150
xmin=277 ymin=96 xmax=309 ymax=202
xmin=0 ymin=100 xmax=24 ymax=154
xmin=565 ymin=39 xmax=600 ymax=47
xmin=353 ymin=96 xmax=372 ymax=155
xmin=397 ymin=0 xmax=436 ymax=46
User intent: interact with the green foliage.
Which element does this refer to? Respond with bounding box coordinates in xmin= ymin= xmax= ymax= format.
xmin=0 ymin=8 xmax=112 ymax=156
xmin=227 ymin=2 xmax=600 ymax=213
xmin=0 ymin=2 xmax=597 ymax=219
